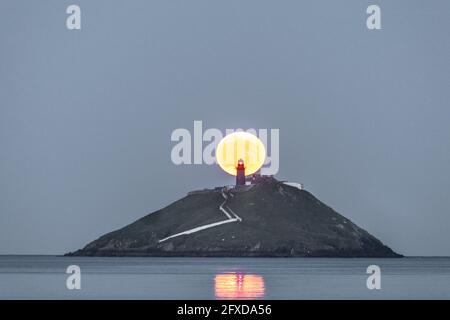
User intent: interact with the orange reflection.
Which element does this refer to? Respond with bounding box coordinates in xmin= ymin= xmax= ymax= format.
xmin=215 ymin=273 xmax=265 ymax=299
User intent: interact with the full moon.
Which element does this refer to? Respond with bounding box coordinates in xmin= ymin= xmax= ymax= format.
xmin=216 ymin=132 xmax=266 ymax=176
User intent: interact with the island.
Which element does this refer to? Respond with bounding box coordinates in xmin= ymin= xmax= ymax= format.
xmin=67 ymin=177 xmax=401 ymax=257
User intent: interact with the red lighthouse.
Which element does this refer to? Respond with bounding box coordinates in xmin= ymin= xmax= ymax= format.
xmin=236 ymin=159 xmax=246 ymax=186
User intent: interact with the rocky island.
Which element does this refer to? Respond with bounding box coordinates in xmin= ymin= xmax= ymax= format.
xmin=67 ymin=177 xmax=401 ymax=257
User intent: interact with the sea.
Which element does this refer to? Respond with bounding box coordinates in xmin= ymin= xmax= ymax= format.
xmin=0 ymin=256 xmax=449 ymax=299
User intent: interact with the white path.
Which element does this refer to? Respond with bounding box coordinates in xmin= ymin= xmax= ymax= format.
xmin=158 ymin=187 xmax=241 ymax=243
xmin=219 ymin=190 xmax=232 ymax=219
xmin=225 ymin=205 xmax=242 ymax=221
xmin=158 ymin=218 xmax=239 ymax=243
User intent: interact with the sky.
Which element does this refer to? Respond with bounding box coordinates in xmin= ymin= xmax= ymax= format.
xmin=1 ymin=0 xmax=449 ymax=256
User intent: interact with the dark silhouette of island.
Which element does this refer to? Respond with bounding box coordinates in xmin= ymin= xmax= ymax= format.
xmin=68 ymin=177 xmax=401 ymax=257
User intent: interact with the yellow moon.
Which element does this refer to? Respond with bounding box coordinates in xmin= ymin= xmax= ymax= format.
xmin=216 ymin=132 xmax=266 ymax=176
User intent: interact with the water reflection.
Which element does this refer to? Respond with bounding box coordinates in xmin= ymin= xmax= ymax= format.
xmin=214 ymin=273 xmax=265 ymax=299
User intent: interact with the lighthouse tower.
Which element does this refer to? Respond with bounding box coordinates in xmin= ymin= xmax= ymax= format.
xmin=236 ymin=159 xmax=246 ymax=186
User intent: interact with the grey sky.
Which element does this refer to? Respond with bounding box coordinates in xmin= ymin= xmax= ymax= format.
xmin=1 ymin=0 xmax=449 ymax=256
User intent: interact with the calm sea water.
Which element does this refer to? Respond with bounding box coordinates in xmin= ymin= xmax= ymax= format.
xmin=0 ymin=256 xmax=449 ymax=299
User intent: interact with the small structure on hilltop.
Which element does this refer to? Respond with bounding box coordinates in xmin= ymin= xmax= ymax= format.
xmin=236 ymin=159 xmax=246 ymax=186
